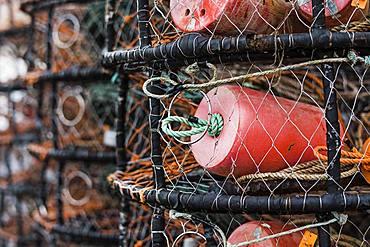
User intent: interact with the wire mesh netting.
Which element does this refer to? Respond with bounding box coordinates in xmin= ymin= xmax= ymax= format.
xmin=0 ymin=1 xmax=41 ymax=245
xmin=1 ymin=0 xmax=121 ymax=246
xmin=104 ymin=0 xmax=370 ymax=246
xmin=24 ymin=1 xmax=122 ymax=245
xmin=1 ymin=0 xmax=370 ymax=246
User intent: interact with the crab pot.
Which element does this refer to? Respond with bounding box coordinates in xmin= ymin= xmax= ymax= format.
xmin=191 ymin=85 xmax=344 ymax=177
xmin=297 ymin=0 xmax=369 ymax=27
xmin=170 ymin=0 xmax=290 ymax=34
xmin=228 ymin=221 xmax=303 ymax=246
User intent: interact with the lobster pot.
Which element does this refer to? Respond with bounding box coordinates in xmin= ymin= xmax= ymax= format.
xmin=170 ymin=0 xmax=290 ymax=34
xmin=297 ymin=0 xmax=369 ymax=27
xmin=228 ymin=221 xmax=303 ymax=246
xmin=191 ymin=85 xmax=343 ymax=177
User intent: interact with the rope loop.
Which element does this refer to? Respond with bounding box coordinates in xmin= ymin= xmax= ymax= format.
xmin=142 ymin=76 xmax=178 ymax=99
xmin=161 ymin=113 xmax=223 ymax=140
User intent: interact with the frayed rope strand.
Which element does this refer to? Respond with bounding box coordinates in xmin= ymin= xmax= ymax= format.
xmin=143 ymin=51 xmax=370 ymax=99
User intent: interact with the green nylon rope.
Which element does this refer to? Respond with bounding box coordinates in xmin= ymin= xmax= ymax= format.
xmin=161 ymin=113 xmax=224 ymax=139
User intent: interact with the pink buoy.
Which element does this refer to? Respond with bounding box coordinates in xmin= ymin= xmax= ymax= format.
xmin=170 ymin=0 xmax=291 ymax=34
xmin=297 ymin=0 xmax=369 ymax=27
xmin=191 ymin=85 xmax=343 ymax=177
xmin=228 ymin=221 xmax=303 ymax=246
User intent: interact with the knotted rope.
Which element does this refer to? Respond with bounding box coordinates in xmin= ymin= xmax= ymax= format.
xmin=161 ymin=113 xmax=223 ymax=138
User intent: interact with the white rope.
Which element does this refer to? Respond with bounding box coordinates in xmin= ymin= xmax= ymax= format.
xmin=227 ymin=213 xmax=347 ymax=247
xmin=142 ymin=57 xmax=348 ymax=99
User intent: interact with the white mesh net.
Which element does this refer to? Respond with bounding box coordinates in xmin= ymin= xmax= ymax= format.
xmin=109 ymin=0 xmax=370 ymax=246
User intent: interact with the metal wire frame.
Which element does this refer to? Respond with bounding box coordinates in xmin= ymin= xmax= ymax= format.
xmin=101 ymin=31 xmax=370 ymax=69
xmin=99 ymin=0 xmax=370 ymax=246
xmin=0 ymin=24 xmax=42 ymax=244
xmin=0 ymin=27 xmax=32 ymax=40
xmin=0 ymin=184 xmax=41 ymax=246
xmin=19 ymin=1 xmax=120 ymax=244
xmin=105 ymin=0 xmax=132 ymax=245
xmin=20 ymin=0 xmax=104 ymax=13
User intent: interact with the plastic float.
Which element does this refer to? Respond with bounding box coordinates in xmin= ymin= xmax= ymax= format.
xmin=191 ymin=85 xmax=344 ymax=177
xmin=170 ymin=0 xmax=290 ymax=34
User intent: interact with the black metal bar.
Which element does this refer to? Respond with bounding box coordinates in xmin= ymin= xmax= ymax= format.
xmin=45 ymin=149 xmax=116 ymax=162
xmin=116 ymin=75 xmax=130 ymax=247
xmin=56 ymin=160 xmax=65 ymax=225
xmin=46 ymin=7 xmax=54 ymax=78
xmin=51 ymin=225 xmax=119 ymax=244
xmin=0 ymin=26 xmax=31 ymax=39
xmin=44 ymin=6 xmax=65 ymax=227
xmin=105 ymin=0 xmax=131 ymax=244
xmin=0 ymin=84 xmax=27 ymax=92
xmin=119 ymin=49 xmax=320 ymax=71
xmin=4 ymin=147 xmax=13 ymax=184
xmin=40 ymin=160 xmax=49 ymax=206
xmin=15 ymin=198 xmax=24 ymax=238
xmin=136 ymin=0 xmax=166 ymax=245
xmin=0 ymin=190 xmax=4 ymax=228
xmin=321 ymin=61 xmax=342 ymax=194
xmin=115 ymin=187 xmax=370 ymax=214
xmin=21 ymin=0 xmax=103 ymax=13
xmin=137 ymin=0 xmax=151 ymax=48
xmin=316 ymin=213 xmax=331 ymax=246
xmin=102 ymin=32 xmax=370 ymax=67
xmin=105 ymin=0 xmax=116 ymax=52
xmin=311 ymin=0 xmax=342 ymax=243
xmin=25 ymin=12 xmax=36 ymax=69
xmin=33 ymin=6 xmax=42 ymax=135
xmin=0 ymin=183 xmax=40 ymax=197
xmin=36 ymin=66 xmax=110 ymax=84
xmin=0 ymin=133 xmax=39 ymax=146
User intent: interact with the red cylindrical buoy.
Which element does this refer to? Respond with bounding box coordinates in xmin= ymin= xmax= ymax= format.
xmin=228 ymin=221 xmax=303 ymax=246
xmin=170 ymin=0 xmax=290 ymax=34
xmin=297 ymin=0 xmax=369 ymax=27
xmin=191 ymin=85 xmax=343 ymax=177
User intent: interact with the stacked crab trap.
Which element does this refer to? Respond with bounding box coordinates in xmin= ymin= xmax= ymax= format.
xmin=0 ymin=0 xmax=41 ymax=245
xmin=103 ymin=0 xmax=370 ymax=246
xmin=1 ymin=0 xmax=370 ymax=246
xmin=19 ymin=0 xmax=121 ymax=245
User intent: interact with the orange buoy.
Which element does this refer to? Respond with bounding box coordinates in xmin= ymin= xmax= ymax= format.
xmin=170 ymin=0 xmax=290 ymax=34
xmin=228 ymin=221 xmax=303 ymax=246
xmin=191 ymin=85 xmax=344 ymax=177
xmin=297 ymin=0 xmax=369 ymax=27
